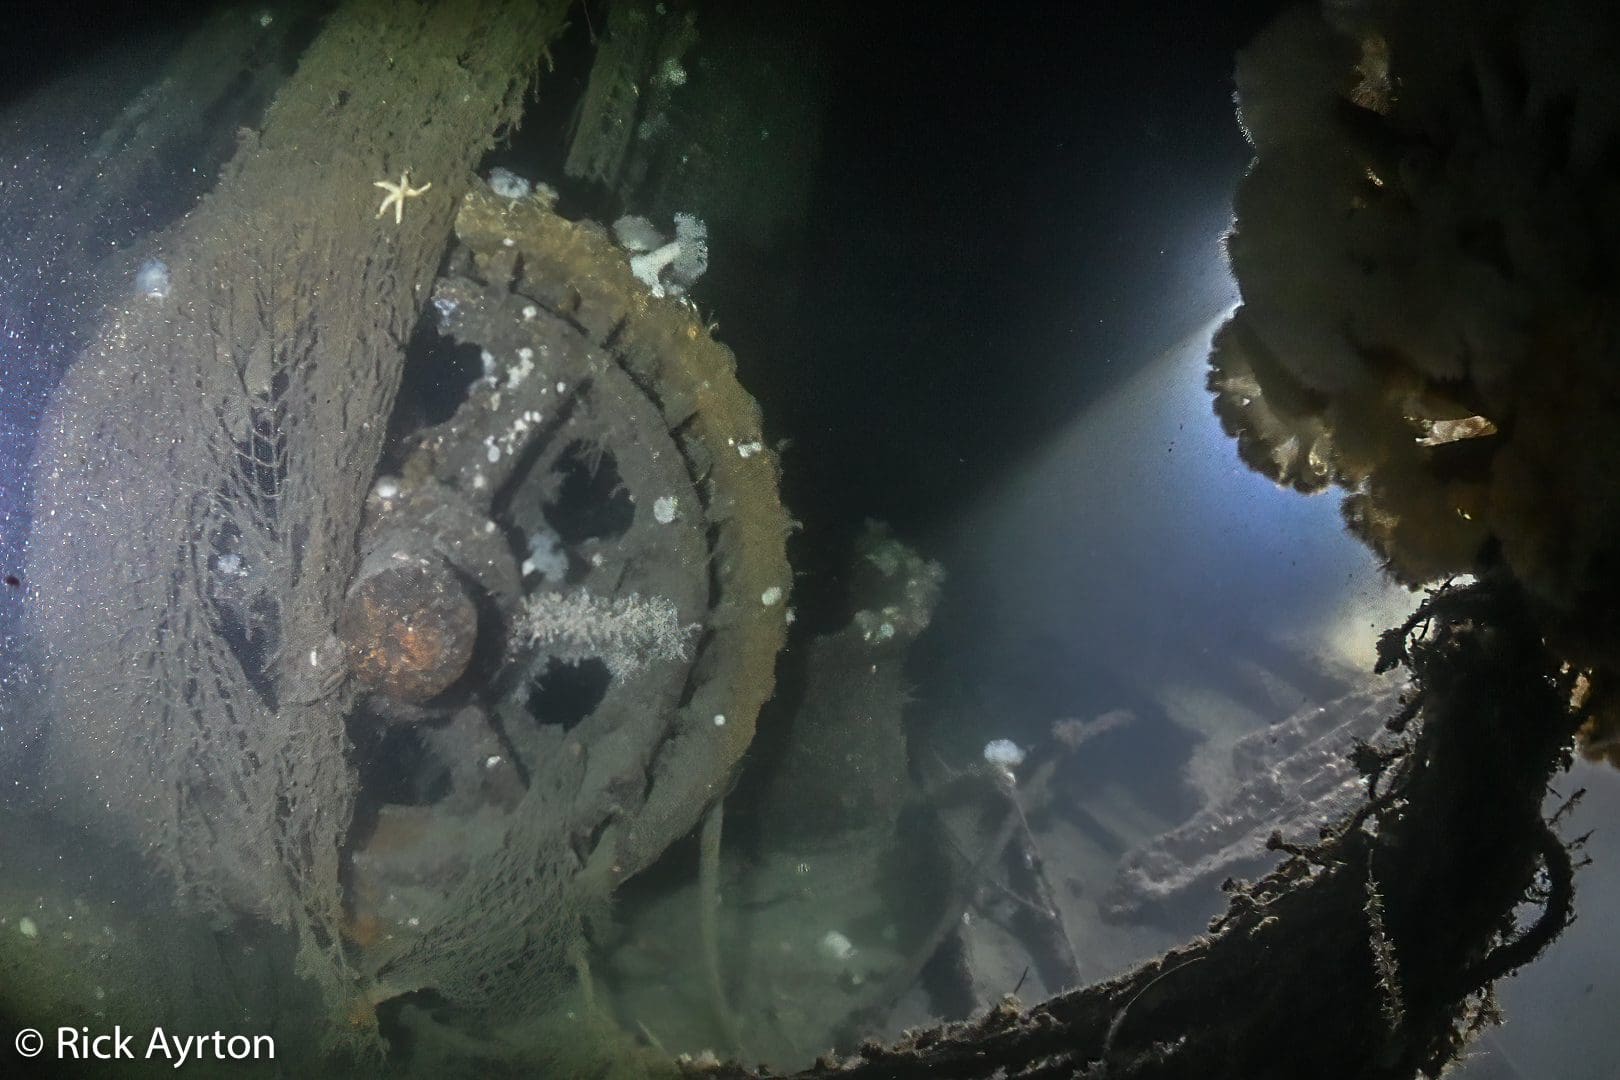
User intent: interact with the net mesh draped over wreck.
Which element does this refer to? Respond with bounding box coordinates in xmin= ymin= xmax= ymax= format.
xmin=15 ymin=0 xmax=573 ymax=1020
xmin=343 ymin=184 xmax=792 ymax=1012
xmin=12 ymin=0 xmax=792 ymax=1039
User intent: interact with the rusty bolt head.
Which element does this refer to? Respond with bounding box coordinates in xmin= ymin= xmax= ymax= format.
xmin=338 ymin=559 xmax=477 ymax=704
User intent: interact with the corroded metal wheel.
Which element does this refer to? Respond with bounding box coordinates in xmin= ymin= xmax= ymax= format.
xmin=336 ymin=182 xmax=791 ymax=1011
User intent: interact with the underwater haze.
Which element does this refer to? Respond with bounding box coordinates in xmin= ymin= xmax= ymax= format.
xmin=2 ymin=2 xmax=1618 ymax=1078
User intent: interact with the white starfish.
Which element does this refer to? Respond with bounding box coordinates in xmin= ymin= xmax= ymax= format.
xmin=373 ymin=170 xmax=432 ymax=225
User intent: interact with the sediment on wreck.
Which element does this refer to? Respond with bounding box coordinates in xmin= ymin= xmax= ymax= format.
xmin=434 ymin=186 xmax=794 ymax=889
xmin=17 ymin=0 xmax=570 ymax=1044
xmin=703 ymin=577 xmax=1582 ymax=1080
xmin=340 ymin=184 xmax=792 ymax=1023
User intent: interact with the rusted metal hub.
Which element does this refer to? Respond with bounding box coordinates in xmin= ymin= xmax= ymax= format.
xmin=338 ymin=550 xmax=478 ymax=704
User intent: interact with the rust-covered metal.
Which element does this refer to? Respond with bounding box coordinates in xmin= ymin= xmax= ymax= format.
xmin=442 ymin=187 xmax=793 ymax=887
xmin=338 ymin=551 xmax=478 ymax=704
xmin=336 ymin=182 xmax=791 ymax=1015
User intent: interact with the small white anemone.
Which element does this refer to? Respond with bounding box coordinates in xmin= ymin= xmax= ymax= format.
xmin=487 ymin=166 xmax=532 ymax=200
xmin=818 ymin=930 xmax=856 ymax=962
xmin=136 ymin=258 xmax=171 ymax=299
xmin=982 ymin=738 xmax=1025 ymax=769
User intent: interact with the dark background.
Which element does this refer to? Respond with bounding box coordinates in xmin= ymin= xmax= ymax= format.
xmin=0 ymin=0 xmax=1287 ymax=602
xmin=7 ymin=4 xmax=1611 ymax=1077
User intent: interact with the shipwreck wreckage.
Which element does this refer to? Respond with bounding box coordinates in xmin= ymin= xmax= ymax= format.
xmin=14 ymin=0 xmax=794 ymax=1043
xmin=0 ymin=2 xmax=1609 ymax=1078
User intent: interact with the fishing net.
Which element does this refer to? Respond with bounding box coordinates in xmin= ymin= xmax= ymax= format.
xmin=5 ymin=0 xmax=787 ymax=1042
xmin=345 ymin=184 xmax=792 ymax=1014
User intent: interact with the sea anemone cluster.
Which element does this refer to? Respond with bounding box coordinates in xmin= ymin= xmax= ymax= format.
xmin=1211 ymin=2 xmax=1620 ymax=691
xmin=1212 ymin=0 xmax=1620 ymax=757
